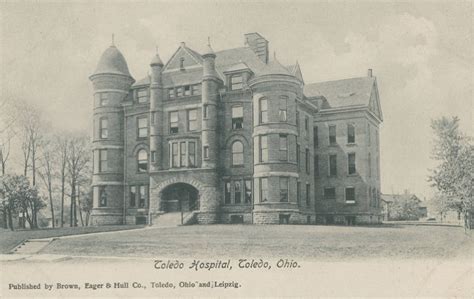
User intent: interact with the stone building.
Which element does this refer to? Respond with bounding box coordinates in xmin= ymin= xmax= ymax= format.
xmin=89 ymin=32 xmax=383 ymax=225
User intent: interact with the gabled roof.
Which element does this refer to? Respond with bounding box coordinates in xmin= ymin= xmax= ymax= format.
xmin=214 ymin=47 xmax=267 ymax=75
xmin=304 ymin=77 xmax=380 ymax=118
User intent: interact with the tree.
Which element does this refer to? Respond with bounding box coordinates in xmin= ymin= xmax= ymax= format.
xmin=428 ymin=116 xmax=473 ymax=230
xmin=38 ymin=139 xmax=56 ymax=228
xmin=0 ymin=98 xmax=16 ymax=176
xmin=56 ymin=134 xmax=69 ymax=227
xmin=389 ymin=193 xmax=422 ymax=221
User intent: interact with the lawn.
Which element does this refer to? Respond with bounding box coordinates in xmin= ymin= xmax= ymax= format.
xmin=41 ymin=224 xmax=473 ymax=260
xmin=0 ymin=225 xmax=143 ymax=254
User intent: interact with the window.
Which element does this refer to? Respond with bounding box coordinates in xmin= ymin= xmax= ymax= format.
xmin=203 ymin=145 xmax=209 ymax=159
xmin=225 ymin=181 xmax=231 ymax=204
xmin=184 ymin=85 xmax=191 ymax=96
xmin=329 ymin=154 xmax=337 ymax=176
xmin=347 ymin=124 xmax=355 ymax=143
xmin=203 ymin=105 xmax=208 ymax=119
xmin=171 ymin=143 xmax=178 ymax=167
xmin=345 ymin=187 xmax=355 ymax=203
xmin=187 ymin=109 xmax=197 ymax=131
xmin=138 ymin=117 xmax=148 ymax=138
xmin=168 ymin=88 xmax=175 ymax=99
xmin=348 ymin=153 xmax=356 ymax=175
xmin=259 ymin=135 xmax=268 ymax=162
xmin=139 ymin=185 xmax=147 ymax=208
xmin=259 ymin=98 xmax=268 ymax=124
xmin=100 ymin=118 xmax=108 ymax=139
xmin=129 ymin=186 xmax=136 ymax=207
xmin=367 ymin=123 xmax=371 ymax=146
xmin=230 ymin=74 xmax=243 ymax=90
xmin=180 ymin=142 xmax=186 ymax=167
xmin=329 ymin=125 xmax=336 ymax=145
xmin=169 ymin=111 xmax=179 ymax=134
xmin=137 ymin=89 xmax=148 ymax=103
xmin=305 ymin=116 xmax=309 ymax=134
xmin=279 ymin=97 xmax=287 ymax=122
xmin=314 ymin=126 xmax=318 ymax=148
xmin=188 ymin=142 xmax=196 ymax=167
xmin=296 ymin=144 xmax=300 ymax=169
xmin=137 ymin=150 xmax=148 ymax=172
xmin=296 ymin=110 xmax=300 ymax=131
xmin=368 ymin=153 xmax=372 ymax=178
xmin=244 ymin=180 xmax=252 ymax=203
xmin=305 ymin=148 xmax=310 ymax=174
xmin=297 ymin=182 xmax=301 ymax=205
xmin=232 ymin=105 xmax=244 ymax=129
xmin=99 ymin=186 xmax=107 ymax=207
xmin=179 ymin=57 xmax=185 ymax=70
xmin=279 ymin=135 xmax=288 ymax=161
xmin=99 ymin=149 xmax=107 ymax=172
xmin=279 ymin=177 xmax=289 ymax=202
xmin=234 ymin=181 xmax=242 ymax=204
xmin=260 ymin=178 xmax=268 ymax=202
xmin=151 ymin=151 xmax=156 ymax=163
xmin=99 ymin=93 xmax=108 ymax=106
xmin=306 ymin=183 xmax=310 ymax=206
xmin=314 ymin=154 xmax=319 ymax=177
xmin=192 ymin=84 xmax=201 ymax=95
xmin=324 ymin=187 xmax=336 ymax=200
xmin=176 ymin=87 xmax=183 ymax=97
xmin=232 ymin=141 xmax=244 ymax=166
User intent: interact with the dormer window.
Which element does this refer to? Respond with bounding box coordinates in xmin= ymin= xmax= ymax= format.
xmin=168 ymin=88 xmax=175 ymax=100
xmin=184 ymin=85 xmax=191 ymax=96
xmin=180 ymin=57 xmax=185 ymax=70
xmin=230 ymin=74 xmax=243 ymax=90
xmin=137 ymin=89 xmax=148 ymax=103
xmin=176 ymin=87 xmax=183 ymax=97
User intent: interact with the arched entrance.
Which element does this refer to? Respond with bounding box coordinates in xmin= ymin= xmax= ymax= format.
xmin=161 ymin=183 xmax=199 ymax=213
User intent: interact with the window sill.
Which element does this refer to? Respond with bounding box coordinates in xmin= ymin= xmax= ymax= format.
xmin=346 ymin=143 xmax=357 ymax=146
xmin=345 ymin=201 xmax=356 ymax=204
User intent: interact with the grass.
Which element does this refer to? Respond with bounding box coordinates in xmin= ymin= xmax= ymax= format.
xmin=40 ymin=224 xmax=473 ymax=261
xmin=0 ymin=225 xmax=143 ymax=254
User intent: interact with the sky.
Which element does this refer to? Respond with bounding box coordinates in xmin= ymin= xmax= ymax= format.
xmin=1 ymin=1 xmax=472 ymax=199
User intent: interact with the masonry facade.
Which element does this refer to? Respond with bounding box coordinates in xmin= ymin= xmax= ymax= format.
xmin=90 ymin=32 xmax=383 ymax=226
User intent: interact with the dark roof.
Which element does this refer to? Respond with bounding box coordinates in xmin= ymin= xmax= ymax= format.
xmin=304 ymin=77 xmax=375 ymax=109
xmin=92 ymin=46 xmax=133 ymax=78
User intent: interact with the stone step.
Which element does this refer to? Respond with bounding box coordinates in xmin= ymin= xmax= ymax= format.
xmin=11 ymin=239 xmax=54 ymax=254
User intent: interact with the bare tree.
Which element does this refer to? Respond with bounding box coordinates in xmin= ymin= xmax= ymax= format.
xmin=56 ymin=135 xmax=69 ymax=227
xmin=38 ymin=139 xmax=56 ymax=228
xmin=0 ymin=98 xmax=16 ymax=176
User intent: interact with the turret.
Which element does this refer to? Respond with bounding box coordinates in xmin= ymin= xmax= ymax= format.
xmin=149 ymin=49 xmax=164 ymax=172
xmin=89 ymin=42 xmax=134 ymax=225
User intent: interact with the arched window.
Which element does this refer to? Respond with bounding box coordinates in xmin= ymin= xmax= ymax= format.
xmin=232 ymin=141 xmax=244 ymax=166
xmin=137 ymin=149 xmax=148 ymax=172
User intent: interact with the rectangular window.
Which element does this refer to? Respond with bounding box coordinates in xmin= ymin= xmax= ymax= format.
xmin=368 ymin=153 xmax=372 ymax=177
xmin=279 ymin=177 xmax=289 ymax=202
xmin=176 ymin=87 xmax=183 ymax=97
xmin=231 ymin=74 xmax=243 ymax=90
xmin=367 ymin=123 xmax=371 ymax=146
xmin=192 ymin=84 xmax=201 ymax=95
xmin=129 ymin=186 xmax=136 ymax=207
xmin=296 ymin=144 xmax=300 ymax=169
xmin=139 ymin=185 xmax=147 ymax=208
xmin=99 ymin=149 xmax=107 ymax=172
xmin=203 ymin=105 xmax=208 ymax=119
xmin=169 ymin=111 xmax=179 ymax=134
xmin=314 ymin=126 xmax=318 ymax=148
xmin=137 ymin=116 xmax=148 ymax=138
xmin=203 ymin=145 xmax=209 ymax=159
xmin=234 ymin=181 xmax=242 ymax=204
xmin=172 ymin=143 xmax=179 ymax=168
xmin=187 ymin=109 xmax=197 ymax=131
xmin=137 ymin=89 xmax=148 ymax=103
xmin=329 ymin=154 xmax=337 ymax=176
xmin=225 ymin=181 xmax=231 ymax=204
xmin=188 ymin=141 xmax=196 ymax=167
xmin=324 ymin=187 xmax=336 ymax=200
xmin=347 ymin=124 xmax=355 ymax=143
xmin=279 ymin=97 xmax=287 ymax=122
xmin=184 ymin=85 xmax=191 ymax=96
xmin=232 ymin=105 xmax=244 ymax=129
xmin=314 ymin=154 xmax=319 ymax=177
xmin=259 ymin=98 xmax=268 ymax=124
xmin=180 ymin=142 xmax=186 ymax=167
xmin=329 ymin=125 xmax=337 ymax=145
xmin=100 ymin=118 xmax=108 ymax=139
xmin=279 ymin=135 xmax=288 ymax=161
xmin=259 ymin=135 xmax=268 ymax=162
xmin=348 ymin=153 xmax=356 ymax=175
xmin=168 ymin=88 xmax=175 ymax=99
xmin=99 ymin=186 xmax=107 ymax=207
xmin=297 ymin=182 xmax=301 ymax=205
xmin=296 ymin=110 xmax=300 ymax=131
xmin=99 ymin=93 xmax=108 ymax=106
xmin=305 ymin=148 xmax=310 ymax=174
xmin=305 ymin=116 xmax=309 ymax=133
xmin=345 ymin=187 xmax=355 ymax=203
xmin=306 ymin=183 xmax=310 ymax=206
xmin=260 ymin=178 xmax=268 ymax=202
xmin=151 ymin=151 xmax=156 ymax=163
xmin=244 ymin=180 xmax=252 ymax=204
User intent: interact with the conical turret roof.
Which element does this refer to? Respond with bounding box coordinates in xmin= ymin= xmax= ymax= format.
xmin=259 ymin=57 xmax=292 ymax=76
xmin=92 ymin=45 xmax=132 ymax=77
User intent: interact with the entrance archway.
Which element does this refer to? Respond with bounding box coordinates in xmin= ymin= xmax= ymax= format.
xmin=161 ymin=183 xmax=199 ymax=213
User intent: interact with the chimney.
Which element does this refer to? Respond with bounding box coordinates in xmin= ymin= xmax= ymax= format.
xmin=244 ymin=32 xmax=269 ymax=64
xmin=367 ymin=68 xmax=373 ymax=77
